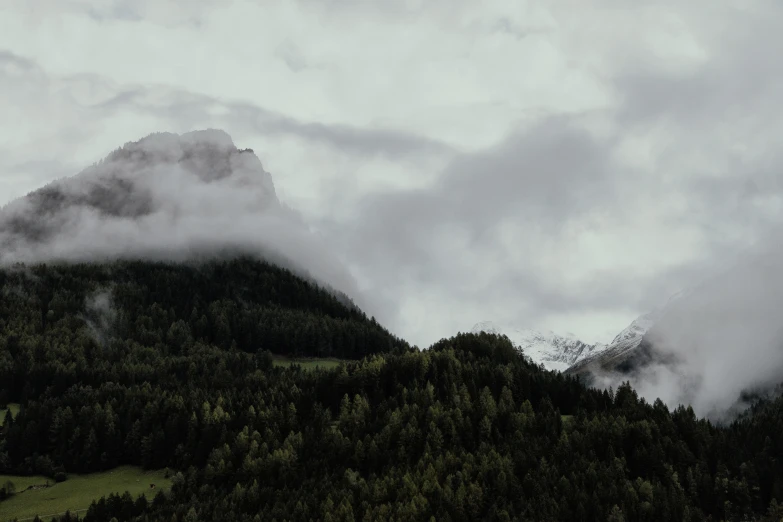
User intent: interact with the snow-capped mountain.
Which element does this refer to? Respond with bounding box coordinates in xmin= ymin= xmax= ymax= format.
xmin=471 ymin=321 xmax=608 ymax=371
xmin=565 ymin=312 xmax=657 ymax=375
xmin=472 ymin=293 xmax=691 ymax=373
xmin=565 ymin=288 xmax=693 ymax=376
xmin=606 ymin=313 xmax=657 ymax=354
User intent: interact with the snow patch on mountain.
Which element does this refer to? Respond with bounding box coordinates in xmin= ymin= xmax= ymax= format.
xmin=565 ymin=289 xmax=693 ymax=374
xmin=569 ymin=312 xmax=657 ymax=371
xmin=471 ymin=320 xmax=504 ymax=336
xmin=471 ymin=321 xmax=607 ymax=372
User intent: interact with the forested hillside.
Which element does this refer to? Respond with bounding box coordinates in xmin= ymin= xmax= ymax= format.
xmin=0 ymin=256 xmax=405 ymax=408
xmin=2 ymin=259 xmax=783 ymax=521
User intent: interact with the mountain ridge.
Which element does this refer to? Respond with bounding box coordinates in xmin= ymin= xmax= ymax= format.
xmin=0 ymin=129 xmax=360 ymax=309
xmin=0 ymin=129 xmax=278 ymax=256
xmin=565 ymin=288 xmax=695 ymax=377
xmin=472 ymin=303 xmax=673 ymax=374
xmin=471 ymin=320 xmax=608 ymax=371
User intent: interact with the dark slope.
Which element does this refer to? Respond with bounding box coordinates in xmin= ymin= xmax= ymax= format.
xmin=0 ymin=257 xmax=408 ymax=405
xmin=4 ymin=312 xmax=783 ymax=520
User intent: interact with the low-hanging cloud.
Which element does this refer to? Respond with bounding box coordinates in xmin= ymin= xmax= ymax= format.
xmin=0 ymin=129 xmax=363 ymax=307
xmin=583 ymin=240 xmax=783 ymax=421
xmin=642 ymin=243 xmax=783 ymax=418
xmin=554 ymin=1 xmax=783 ymax=419
xmin=81 ymin=289 xmax=116 ymax=348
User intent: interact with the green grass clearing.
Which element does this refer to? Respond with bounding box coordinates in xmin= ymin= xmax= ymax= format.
xmin=272 ymin=356 xmax=342 ymax=371
xmin=0 ymin=466 xmax=172 ymax=522
xmin=0 ymin=474 xmax=50 ymax=494
xmin=0 ymin=404 xmax=19 ymax=427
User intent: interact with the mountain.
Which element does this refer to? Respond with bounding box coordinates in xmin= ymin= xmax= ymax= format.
xmin=565 ymin=289 xmax=692 ymax=379
xmin=471 ymin=320 xmax=607 ymax=371
xmin=0 ymin=129 xmax=359 ymax=305
xmin=473 ymin=294 xmax=681 ymax=375
xmin=565 ymin=259 xmax=783 ymax=419
xmin=564 ymin=312 xmax=658 ymax=377
xmin=5 ymin=131 xmax=783 ymax=520
xmin=1 ymin=129 xmax=275 ymax=246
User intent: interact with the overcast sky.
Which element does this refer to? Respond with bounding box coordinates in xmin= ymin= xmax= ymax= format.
xmin=1 ymin=0 xmax=782 ymax=348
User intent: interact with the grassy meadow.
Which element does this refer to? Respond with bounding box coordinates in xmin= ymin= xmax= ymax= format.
xmin=272 ymin=356 xmax=343 ymax=371
xmin=0 ymin=466 xmax=171 ymax=522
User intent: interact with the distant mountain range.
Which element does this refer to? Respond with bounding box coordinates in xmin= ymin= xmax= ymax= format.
xmin=472 ymin=290 xmax=691 ymax=374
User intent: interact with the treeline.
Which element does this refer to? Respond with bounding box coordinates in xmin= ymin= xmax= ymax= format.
xmin=2 ymin=259 xmax=783 ymax=521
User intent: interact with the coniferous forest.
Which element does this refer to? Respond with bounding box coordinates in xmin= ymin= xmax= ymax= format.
xmin=2 ymin=257 xmax=783 ymax=521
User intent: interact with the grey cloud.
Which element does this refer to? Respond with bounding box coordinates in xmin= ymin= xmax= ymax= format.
xmin=275 ymin=40 xmax=308 ymax=73
xmin=58 ymin=0 xmax=222 ymax=26
xmin=253 ymin=114 xmax=455 ymax=158
xmin=609 ymin=5 xmax=783 ymax=260
xmin=0 ymin=50 xmax=39 ymax=71
xmin=321 ymin=115 xmax=632 ymax=326
xmin=616 ymin=14 xmax=783 ymax=130
xmin=490 ymin=18 xmax=550 ymax=40
xmin=535 ymin=2 xmax=783 ymax=418
xmin=87 ymin=88 xmax=146 ymax=110
xmin=0 ymin=50 xmax=452 ymax=163
xmin=613 ymin=5 xmax=783 ymax=161
xmin=0 ymin=51 xmax=113 ymax=201
xmin=444 ymin=118 xmax=619 ymax=233
xmin=603 ymin=244 xmax=783 ymax=420
xmin=84 ymin=4 xmax=143 ymax=22
xmin=87 ymin=86 xmax=455 ymax=159
xmin=187 ymin=100 xmax=455 ymax=159
xmin=359 ymin=115 xmax=620 ymax=238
